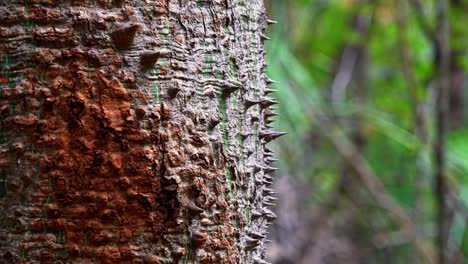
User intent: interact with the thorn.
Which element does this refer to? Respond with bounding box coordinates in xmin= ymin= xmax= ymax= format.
xmin=264 ymin=147 xmax=273 ymax=153
xmin=249 ymin=231 xmax=266 ymax=239
xmin=254 ymin=163 xmax=277 ymax=174
xmin=140 ymin=51 xmax=160 ymax=69
xmin=265 ymin=195 xmax=278 ymax=202
xmin=264 ymin=157 xmax=279 ymax=164
xmin=267 ymin=19 xmax=278 ymax=25
xmin=208 ymin=117 xmax=220 ymax=130
xmin=245 ymin=236 xmax=260 ymax=250
xmin=263 ymin=187 xmax=277 ymax=195
xmin=253 ymin=163 xmax=263 ymax=174
xmin=265 ymin=119 xmax=275 ymax=125
xmin=263 ymin=179 xmax=273 ymax=185
xmin=255 ymin=176 xmax=263 ymax=184
xmin=260 ymin=33 xmax=271 ymax=41
xmin=264 ymin=123 xmax=273 ymax=129
xmin=264 ymin=88 xmax=277 ymax=95
xmin=266 ymin=78 xmax=278 ymax=85
xmin=259 ymin=129 xmax=286 ymax=142
xmin=166 ymin=86 xmax=181 ymax=99
xmin=111 ymin=24 xmax=139 ymax=51
xmin=263 ymin=174 xmax=273 ymax=181
xmin=221 ymin=81 xmax=241 ymax=96
xmin=221 ymin=86 xmax=240 ymax=96
xmin=263 ymin=201 xmax=275 ymax=206
xmin=187 ymin=201 xmax=204 ymax=215
xmin=262 ymin=208 xmax=277 ymax=221
xmin=251 ymin=210 xmax=262 ymax=219
xmin=264 ymin=109 xmax=278 ymax=118
xmin=244 ymin=98 xmax=260 ymax=109
xmin=190 ymin=230 xmax=207 ymax=247
xmin=260 ymin=97 xmax=278 ymax=109
xmin=263 ymin=164 xmax=278 ymax=174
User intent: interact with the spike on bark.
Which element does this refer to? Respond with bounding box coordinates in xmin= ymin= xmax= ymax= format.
xmin=166 ymin=86 xmax=181 ymax=99
xmin=263 ymin=165 xmax=278 ymax=173
xmin=260 ymin=97 xmax=278 ymax=109
xmin=187 ymin=201 xmax=204 ymax=215
xmin=264 ymin=109 xmax=278 ymax=118
xmin=221 ymin=82 xmax=241 ymax=96
xmin=259 ymin=129 xmax=286 ymax=142
xmin=255 ymin=176 xmax=263 ymax=184
xmin=267 ymin=19 xmax=278 ymax=25
xmin=262 ymin=187 xmax=276 ymax=195
xmin=208 ymin=117 xmax=220 ymax=130
xmin=266 ymin=78 xmax=278 ymax=85
xmin=264 ymin=157 xmax=279 ymax=164
xmin=260 ymin=33 xmax=271 ymax=41
xmin=244 ymin=98 xmax=260 ymax=109
xmin=264 ymin=88 xmax=277 ymax=95
xmin=251 ymin=210 xmax=262 ymax=219
xmin=255 ymin=163 xmax=277 ymax=174
xmin=140 ymin=51 xmax=160 ymax=69
xmin=249 ymin=231 xmax=266 ymax=239
xmin=253 ymin=163 xmax=263 ymax=174
xmin=263 ymin=179 xmax=273 ymax=185
xmin=190 ymin=230 xmax=207 ymax=248
xmin=111 ymin=24 xmax=140 ymax=51
xmin=261 ymin=208 xmax=277 ymax=221
xmin=265 ymin=119 xmax=275 ymax=125
xmin=264 ymin=146 xmax=273 ymax=153
xmin=263 ymin=174 xmax=273 ymax=181
xmin=245 ymin=236 xmax=260 ymax=250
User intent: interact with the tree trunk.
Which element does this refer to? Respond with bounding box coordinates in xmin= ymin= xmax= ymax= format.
xmin=0 ymin=1 xmax=277 ymax=263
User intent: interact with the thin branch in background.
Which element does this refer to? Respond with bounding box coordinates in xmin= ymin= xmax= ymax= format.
xmin=373 ymin=223 xmax=436 ymax=249
xmin=330 ymin=1 xmax=374 ymax=105
xmin=435 ymin=0 xmax=451 ymax=263
xmin=408 ymin=0 xmax=437 ymax=41
xmin=330 ymin=46 xmax=359 ymax=103
xmin=397 ymin=0 xmax=420 ymax=111
xmin=396 ymin=1 xmax=431 ymax=263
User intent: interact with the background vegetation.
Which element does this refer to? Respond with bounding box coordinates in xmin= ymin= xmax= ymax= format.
xmin=265 ymin=0 xmax=468 ymax=263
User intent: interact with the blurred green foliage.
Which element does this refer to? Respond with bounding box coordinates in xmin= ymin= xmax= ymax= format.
xmin=266 ymin=0 xmax=468 ymax=262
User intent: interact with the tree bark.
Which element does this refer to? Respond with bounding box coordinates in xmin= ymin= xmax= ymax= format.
xmin=0 ymin=0 xmax=277 ymax=263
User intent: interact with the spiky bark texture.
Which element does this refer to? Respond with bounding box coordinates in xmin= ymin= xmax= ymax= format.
xmin=0 ymin=0 xmax=279 ymax=263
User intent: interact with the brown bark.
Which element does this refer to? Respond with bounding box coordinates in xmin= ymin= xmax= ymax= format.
xmin=0 ymin=0 xmax=277 ymax=263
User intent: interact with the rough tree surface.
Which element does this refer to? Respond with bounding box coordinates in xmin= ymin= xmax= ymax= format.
xmin=0 ymin=0 xmax=279 ymax=263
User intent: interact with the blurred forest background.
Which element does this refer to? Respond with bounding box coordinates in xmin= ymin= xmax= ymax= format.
xmin=264 ymin=0 xmax=468 ymax=263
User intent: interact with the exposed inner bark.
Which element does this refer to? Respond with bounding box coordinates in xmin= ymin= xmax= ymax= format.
xmin=0 ymin=0 xmax=274 ymax=263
